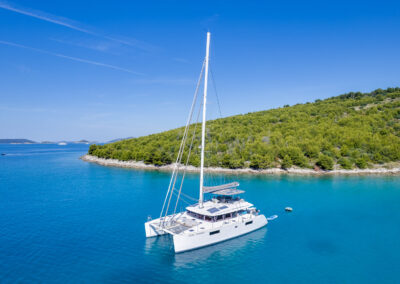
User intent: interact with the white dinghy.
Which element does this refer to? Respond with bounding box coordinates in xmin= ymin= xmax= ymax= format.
xmin=144 ymin=32 xmax=268 ymax=253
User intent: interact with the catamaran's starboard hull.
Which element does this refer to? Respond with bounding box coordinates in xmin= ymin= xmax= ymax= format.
xmin=173 ymin=214 xmax=267 ymax=253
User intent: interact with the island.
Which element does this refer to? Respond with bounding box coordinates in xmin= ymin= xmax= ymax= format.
xmin=0 ymin=139 xmax=93 ymax=145
xmin=0 ymin=139 xmax=37 ymax=144
xmin=83 ymin=88 xmax=400 ymax=175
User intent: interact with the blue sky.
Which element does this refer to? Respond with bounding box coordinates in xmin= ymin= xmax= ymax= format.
xmin=1 ymin=0 xmax=400 ymax=141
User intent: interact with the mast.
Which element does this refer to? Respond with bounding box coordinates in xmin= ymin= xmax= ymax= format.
xmin=199 ymin=32 xmax=210 ymax=208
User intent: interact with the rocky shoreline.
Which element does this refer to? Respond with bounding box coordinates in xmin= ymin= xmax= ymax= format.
xmin=81 ymin=155 xmax=400 ymax=176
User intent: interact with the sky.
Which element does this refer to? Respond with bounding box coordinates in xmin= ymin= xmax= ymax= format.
xmin=1 ymin=0 xmax=400 ymax=142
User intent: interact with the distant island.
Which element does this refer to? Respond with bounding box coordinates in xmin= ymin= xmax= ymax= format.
xmin=0 ymin=139 xmax=37 ymax=144
xmin=0 ymin=139 xmax=93 ymax=144
xmin=85 ymin=87 xmax=400 ymax=174
xmin=107 ymin=137 xmax=134 ymax=143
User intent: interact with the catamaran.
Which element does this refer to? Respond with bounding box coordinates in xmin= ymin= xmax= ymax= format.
xmin=144 ymin=32 xmax=268 ymax=253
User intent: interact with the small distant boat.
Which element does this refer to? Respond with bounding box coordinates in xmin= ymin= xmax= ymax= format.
xmin=58 ymin=142 xmax=67 ymax=146
xmin=1 ymin=153 xmax=6 ymax=156
xmin=285 ymin=207 xmax=293 ymax=212
xmin=267 ymin=215 xmax=278 ymax=221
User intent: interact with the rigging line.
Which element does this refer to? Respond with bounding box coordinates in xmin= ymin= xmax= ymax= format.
xmin=163 ymin=60 xmax=205 ymax=220
xmin=209 ymin=64 xmax=223 ymax=118
xmin=172 ymin=188 xmax=194 ymax=202
xmin=209 ymin=64 xmax=228 ymax=186
xmin=172 ymin=93 xmax=203 ymax=216
xmin=161 ymin=60 xmax=205 ymax=222
xmin=159 ymin=60 xmax=205 ymax=222
xmin=172 ymin=190 xmax=193 ymax=205
xmin=179 ymin=191 xmax=199 ymax=201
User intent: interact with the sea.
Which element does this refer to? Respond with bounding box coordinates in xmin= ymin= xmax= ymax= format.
xmin=0 ymin=144 xmax=399 ymax=283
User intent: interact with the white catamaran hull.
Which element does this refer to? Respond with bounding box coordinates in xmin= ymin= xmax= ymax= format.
xmin=145 ymin=221 xmax=168 ymax=237
xmin=173 ymin=215 xmax=267 ymax=253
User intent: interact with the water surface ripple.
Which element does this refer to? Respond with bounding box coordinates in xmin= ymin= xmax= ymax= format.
xmin=0 ymin=144 xmax=399 ymax=283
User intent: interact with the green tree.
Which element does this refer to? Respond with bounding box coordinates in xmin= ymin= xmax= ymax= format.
xmin=281 ymin=155 xmax=293 ymax=169
xmin=355 ymin=157 xmax=367 ymax=169
xmin=338 ymin=157 xmax=352 ymax=169
xmin=250 ymin=154 xmax=263 ymax=169
xmin=304 ymin=144 xmax=319 ymax=159
xmin=88 ymin=144 xmax=97 ymax=155
xmin=316 ymin=154 xmax=334 ymax=170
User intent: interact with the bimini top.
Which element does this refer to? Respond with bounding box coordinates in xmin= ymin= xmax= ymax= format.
xmin=203 ymin=182 xmax=240 ymax=194
xmin=212 ymin=188 xmax=245 ymax=196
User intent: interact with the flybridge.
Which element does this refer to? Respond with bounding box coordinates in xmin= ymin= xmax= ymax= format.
xmin=186 ymin=199 xmax=253 ymax=217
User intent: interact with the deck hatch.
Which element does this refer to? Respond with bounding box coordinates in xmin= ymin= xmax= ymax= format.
xmin=207 ymin=207 xmax=219 ymax=213
xmin=219 ymin=205 xmax=228 ymax=209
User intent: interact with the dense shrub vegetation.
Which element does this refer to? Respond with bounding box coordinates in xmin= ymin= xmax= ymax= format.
xmin=89 ymin=88 xmax=400 ymax=170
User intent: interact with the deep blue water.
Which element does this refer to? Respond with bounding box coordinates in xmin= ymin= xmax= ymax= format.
xmin=0 ymin=144 xmax=399 ymax=283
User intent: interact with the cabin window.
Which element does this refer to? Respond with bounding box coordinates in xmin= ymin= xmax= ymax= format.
xmin=209 ymin=230 xmax=220 ymax=235
xmin=245 ymin=221 xmax=253 ymax=225
xmin=187 ymin=210 xmax=207 ymax=221
xmin=216 ymin=215 xmax=223 ymax=221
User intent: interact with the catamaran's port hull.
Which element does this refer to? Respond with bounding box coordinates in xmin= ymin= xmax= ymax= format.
xmin=145 ymin=220 xmax=168 ymax=237
xmin=173 ymin=215 xmax=267 ymax=253
xmin=145 ymin=213 xmax=188 ymax=237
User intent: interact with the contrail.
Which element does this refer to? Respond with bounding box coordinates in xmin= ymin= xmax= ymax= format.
xmin=0 ymin=40 xmax=142 ymax=75
xmin=0 ymin=1 xmax=156 ymax=51
xmin=0 ymin=1 xmax=91 ymax=34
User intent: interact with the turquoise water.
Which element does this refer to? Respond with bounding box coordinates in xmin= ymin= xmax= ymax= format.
xmin=0 ymin=144 xmax=399 ymax=283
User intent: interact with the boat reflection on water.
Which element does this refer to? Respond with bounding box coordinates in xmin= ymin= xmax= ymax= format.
xmin=145 ymin=234 xmax=172 ymax=252
xmin=173 ymin=228 xmax=267 ymax=267
xmin=144 ymin=227 xmax=267 ymax=265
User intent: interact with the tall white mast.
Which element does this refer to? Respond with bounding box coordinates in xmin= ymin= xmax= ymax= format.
xmin=199 ymin=32 xmax=210 ymax=208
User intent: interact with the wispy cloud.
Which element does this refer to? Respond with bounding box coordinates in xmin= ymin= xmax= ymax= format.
xmin=0 ymin=1 xmax=91 ymax=34
xmin=50 ymin=38 xmax=118 ymax=53
xmin=0 ymin=40 xmax=142 ymax=75
xmin=0 ymin=1 xmax=157 ymax=51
